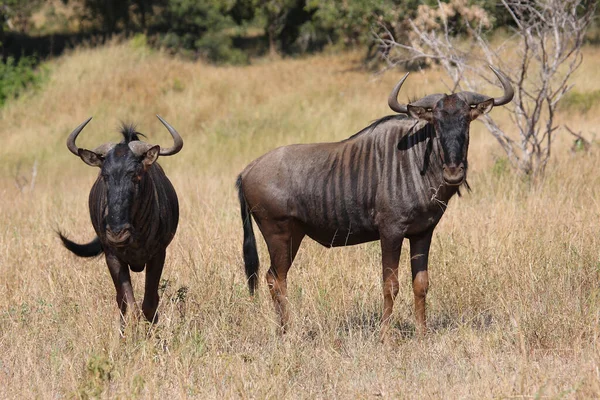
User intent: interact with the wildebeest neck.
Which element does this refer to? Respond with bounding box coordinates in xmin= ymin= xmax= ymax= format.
xmin=391 ymin=120 xmax=458 ymax=206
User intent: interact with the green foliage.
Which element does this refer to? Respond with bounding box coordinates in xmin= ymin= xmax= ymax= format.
xmin=79 ymin=0 xmax=131 ymax=33
xmin=0 ymin=0 xmax=545 ymax=64
xmin=302 ymin=0 xmax=512 ymax=58
xmin=492 ymin=157 xmax=509 ymax=178
xmin=158 ymin=0 xmax=249 ymax=64
xmin=195 ymin=30 xmax=249 ymax=64
xmin=559 ymin=90 xmax=600 ymax=114
xmin=78 ymin=354 xmax=114 ymax=398
xmin=0 ymin=56 xmax=45 ymax=107
xmin=171 ymin=77 xmax=185 ymax=92
xmin=70 ymin=0 xmax=164 ymax=33
xmin=253 ymin=0 xmax=305 ymax=53
xmin=306 ymin=0 xmax=407 ymax=47
xmin=129 ymin=33 xmax=149 ymax=50
xmin=573 ymin=138 xmax=588 ymax=153
xmin=131 ymin=374 xmax=145 ymax=397
xmin=163 ymin=0 xmax=235 ymax=36
xmin=0 ymin=0 xmax=44 ymax=32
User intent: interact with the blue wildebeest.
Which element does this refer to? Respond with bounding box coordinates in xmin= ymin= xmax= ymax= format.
xmin=237 ymin=67 xmax=513 ymax=337
xmin=59 ymin=116 xmax=182 ymax=326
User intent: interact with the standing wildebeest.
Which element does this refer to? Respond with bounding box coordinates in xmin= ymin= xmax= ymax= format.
xmin=59 ymin=115 xmax=182 ymax=325
xmin=237 ymin=66 xmax=513 ymax=337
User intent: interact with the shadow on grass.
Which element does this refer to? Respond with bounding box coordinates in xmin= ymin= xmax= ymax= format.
xmin=2 ymin=30 xmax=301 ymax=66
xmin=2 ymin=31 xmax=107 ymax=63
xmin=333 ymin=307 xmax=496 ymax=340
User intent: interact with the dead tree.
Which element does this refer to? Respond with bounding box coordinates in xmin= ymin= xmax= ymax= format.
xmin=376 ymin=0 xmax=596 ymax=177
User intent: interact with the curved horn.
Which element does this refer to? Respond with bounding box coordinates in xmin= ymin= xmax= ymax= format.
xmin=387 ymin=72 xmax=410 ymax=114
xmin=489 ymin=65 xmax=514 ymax=106
xmin=128 ymin=141 xmax=154 ymax=157
xmin=92 ymin=143 xmax=117 ymax=157
xmin=410 ymin=93 xmax=446 ymax=109
xmin=156 ymin=115 xmax=183 ymax=156
xmin=66 ymin=117 xmax=93 ymax=156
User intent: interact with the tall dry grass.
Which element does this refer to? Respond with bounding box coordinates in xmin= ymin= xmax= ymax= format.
xmin=0 ymin=41 xmax=599 ymax=398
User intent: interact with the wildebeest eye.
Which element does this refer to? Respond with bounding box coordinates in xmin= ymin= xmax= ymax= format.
xmin=470 ymin=104 xmax=477 ymax=109
xmin=426 ymin=108 xmax=432 ymax=112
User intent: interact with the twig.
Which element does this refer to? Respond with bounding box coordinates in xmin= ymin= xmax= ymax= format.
xmin=373 ymin=0 xmax=596 ymax=178
xmin=565 ymin=125 xmax=591 ymax=153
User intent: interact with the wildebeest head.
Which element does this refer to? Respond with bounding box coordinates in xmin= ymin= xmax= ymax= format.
xmin=388 ymin=66 xmax=513 ymax=186
xmin=66 ymin=115 xmax=183 ymax=246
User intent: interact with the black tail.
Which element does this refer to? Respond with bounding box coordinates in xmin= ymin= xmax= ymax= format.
xmin=236 ymin=175 xmax=259 ymax=294
xmin=58 ymin=233 xmax=104 ymax=258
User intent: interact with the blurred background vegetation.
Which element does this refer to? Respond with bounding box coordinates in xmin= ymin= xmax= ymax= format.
xmin=0 ymin=0 xmax=598 ymax=110
xmin=1 ymin=0 xmax=596 ymax=63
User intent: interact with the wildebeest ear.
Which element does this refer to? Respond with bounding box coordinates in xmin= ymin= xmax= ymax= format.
xmin=78 ymin=149 xmax=103 ymax=167
xmin=407 ymin=105 xmax=433 ymax=122
xmin=142 ymin=145 xmax=160 ymax=170
xmin=470 ymin=99 xmax=494 ymax=121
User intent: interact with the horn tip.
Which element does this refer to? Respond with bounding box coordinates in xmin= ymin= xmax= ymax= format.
xmin=488 ymin=65 xmax=502 ymax=75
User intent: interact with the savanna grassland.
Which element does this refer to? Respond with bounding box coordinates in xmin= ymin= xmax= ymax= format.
xmin=1 ymin=40 xmax=600 ymax=398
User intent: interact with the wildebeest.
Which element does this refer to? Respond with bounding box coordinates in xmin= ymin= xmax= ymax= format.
xmin=59 ymin=115 xmax=182 ymax=326
xmin=237 ymin=66 xmax=513 ymax=337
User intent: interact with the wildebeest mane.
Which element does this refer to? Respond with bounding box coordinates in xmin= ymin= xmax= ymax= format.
xmin=119 ymin=122 xmax=146 ymax=143
xmin=341 ymin=114 xmax=408 ymax=142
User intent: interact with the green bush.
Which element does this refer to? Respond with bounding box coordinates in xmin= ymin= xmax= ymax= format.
xmin=129 ymin=33 xmax=149 ymax=50
xmin=157 ymin=0 xmax=249 ymax=64
xmin=492 ymin=156 xmax=509 ymax=178
xmin=0 ymin=56 xmax=45 ymax=107
xmin=558 ymin=90 xmax=600 ymax=114
xmin=195 ymin=31 xmax=249 ymax=64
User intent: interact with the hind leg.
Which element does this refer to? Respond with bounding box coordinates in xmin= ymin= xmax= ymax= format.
xmin=262 ymin=219 xmax=304 ymax=333
xmin=142 ymin=249 xmax=166 ymax=324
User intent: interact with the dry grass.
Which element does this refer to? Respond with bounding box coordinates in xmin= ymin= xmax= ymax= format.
xmin=1 ymin=40 xmax=600 ymax=398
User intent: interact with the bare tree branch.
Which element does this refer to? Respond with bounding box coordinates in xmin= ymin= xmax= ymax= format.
xmin=375 ymin=0 xmax=596 ymax=177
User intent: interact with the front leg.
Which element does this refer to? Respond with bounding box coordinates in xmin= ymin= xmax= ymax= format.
xmin=142 ymin=249 xmax=166 ymax=324
xmin=409 ymin=229 xmax=433 ymax=335
xmin=379 ymin=233 xmax=404 ymax=340
xmin=105 ymin=252 xmax=138 ymax=328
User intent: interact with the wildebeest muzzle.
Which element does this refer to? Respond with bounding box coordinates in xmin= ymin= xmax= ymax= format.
xmin=105 ymin=223 xmax=132 ymax=246
xmin=442 ymin=162 xmax=466 ymax=186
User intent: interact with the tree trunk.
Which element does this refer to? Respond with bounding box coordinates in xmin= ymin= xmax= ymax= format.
xmin=268 ymin=23 xmax=277 ymax=56
xmin=139 ymin=1 xmax=146 ymax=31
xmin=0 ymin=18 xmax=5 ymax=59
